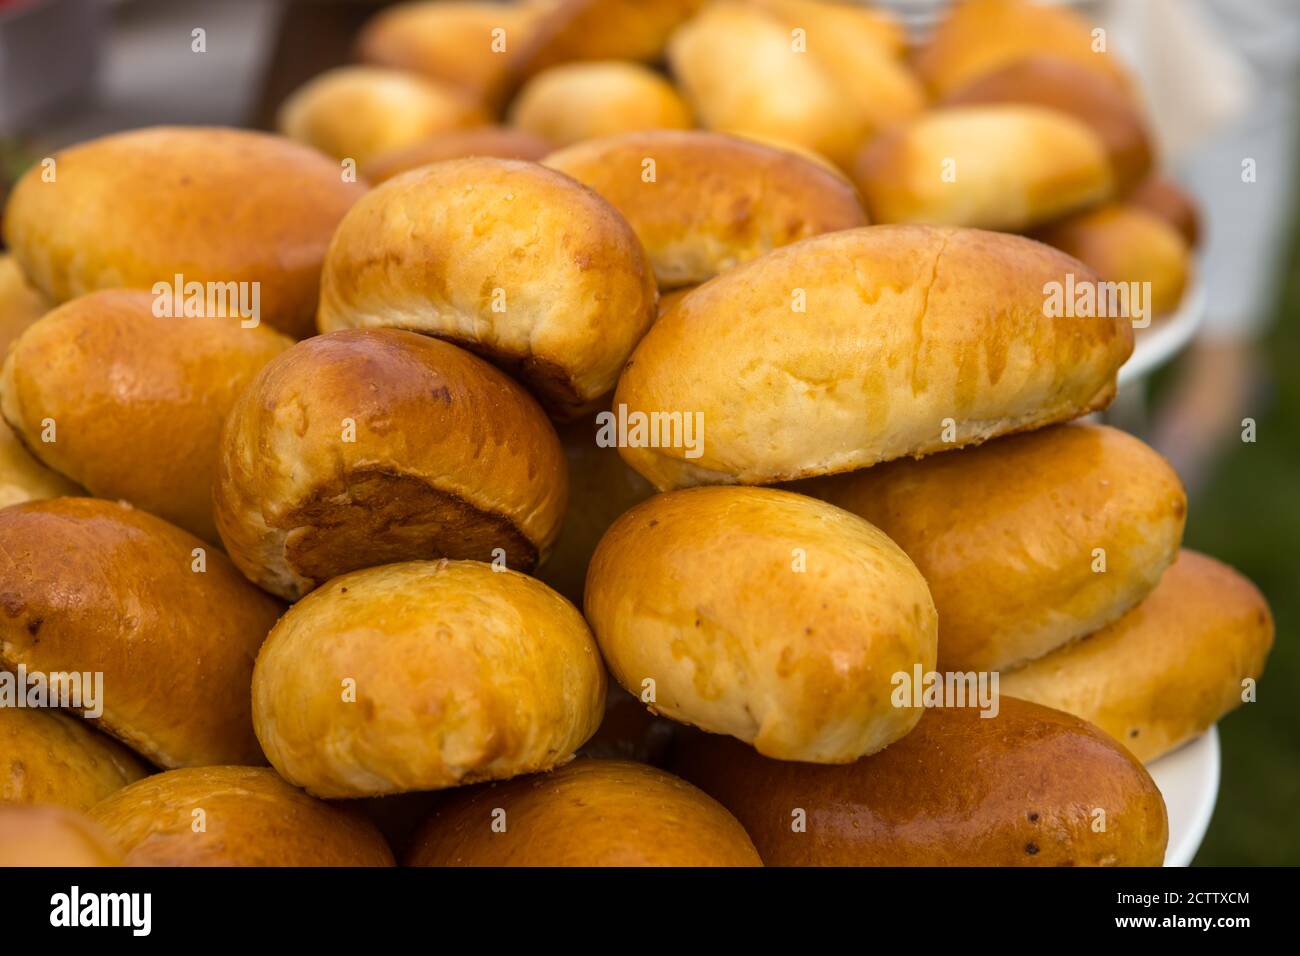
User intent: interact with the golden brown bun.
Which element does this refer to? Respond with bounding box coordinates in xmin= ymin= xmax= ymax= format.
xmin=854 ymin=105 xmax=1114 ymax=231
xmin=252 ymin=559 xmax=606 ymax=798
xmin=615 ymin=225 xmax=1133 ymax=490
xmin=668 ymin=2 xmax=922 ymax=170
xmin=355 ymin=1 xmax=544 ymax=108
xmin=0 ymin=253 xmax=49 ymax=353
xmin=0 ymin=805 xmax=122 ymax=866
xmin=0 ymin=498 xmax=284 ymax=767
xmin=406 ymin=758 xmax=760 ymax=866
xmin=942 ymin=55 xmax=1153 ymax=192
xmin=90 ymin=766 xmax=395 ymax=866
xmin=0 ymin=419 xmax=80 ymax=509
xmin=915 ymin=0 xmax=1132 ymax=98
xmin=1 ymin=708 xmax=150 ymax=810
xmin=318 ymin=158 xmax=657 ymax=418
xmin=1003 ymin=551 xmax=1274 ymax=763
xmin=1034 ymin=203 xmax=1191 ymax=318
xmin=213 ymin=329 xmax=567 ymax=601
xmin=509 ymin=61 xmax=692 ymax=148
xmin=361 ymin=126 xmax=552 ymax=183
xmin=798 ymin=424 xmax=1185 ymax=672
xmin=277 ymin=66 xmax=484 ymax=165
xmin=585 ymin=487 xmax=937 ymax=762
xmin=671 ymin=698 xmax=1168 ymax=865
xmin=510 ymin=0 xmax=706 ymax=79
xmin=1 ymin=290 xmax=292 ymax=542
xmin=1127 ymin=174 xmax=1202 ymax=248
xmin=2 ymin=127 xmax=364 ymax=340
xmin=535 ymin=411 xmax=655 ymax=605
xmin=544 ymin=130 xmax=867 ymax=288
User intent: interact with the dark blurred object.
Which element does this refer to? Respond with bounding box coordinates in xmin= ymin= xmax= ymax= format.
xmin=0 ymin=0 xmax=104 ymax=133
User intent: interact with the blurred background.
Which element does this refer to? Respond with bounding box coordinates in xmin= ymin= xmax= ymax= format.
xmin=1 ymin=0 xmax=1295 ymax=864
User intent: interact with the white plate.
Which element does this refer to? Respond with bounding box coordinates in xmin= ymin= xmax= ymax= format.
xmin=1146 ymin=726 xmax=1220 ymax=867
xmin=1118 ymin=275 xmax=1207 ymax=387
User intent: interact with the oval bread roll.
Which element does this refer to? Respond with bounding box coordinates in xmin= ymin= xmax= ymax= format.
xmin=544 ymin=130 xmax=868 ymax=288
xmin=0 ymin=253 xmax=48 ymax=353
xmin=90 ymin=766 xmax=395 ymax=866
xmin=585 ymin=487 xmax=937 ymax=763
xmin=1128 ymin=174 xmax=1202 ymax=248
xmin=800 ymin=423 xmax=1186 ymax=672
xmin=0 ymin=805 xmax=122 ymax=867
xmin=0 ymin=498 xmax=284 ymax=767
xmin=1 ymin=127 xmax=365 ymax=339
xmin=253 ymin=560 xmax=606 ymax=797
xmin=1 ymin=708 xmax=150 ymax=810
xmin=672 ymin=697 xmax=1169 ymax=866
xmin=854 ymin=105 xmax=1114 ymax=231
xmin=318 ymin=158 xmax=657 ymax=418
xmin=214 ymin=329 xmax=567 ymax=600
xmin=1 ymin=289 xmax=292 ymax=541
xmin=406 ymin=758 xmax=760 ymax=866
xmin=361 ymin=126 xmax=552 ymax=183
xmin=1002 ymin=551 xmax=1274 ymax=763
xmin=510 ymin=61 xmax=692 ymax=149
xmin=277 ymin=66 xmax=484 ymax=165
xmin=511 ymin=0 xmax=705 ymax=79
xmin=615 ymin=225 xmax=1134 ymax=490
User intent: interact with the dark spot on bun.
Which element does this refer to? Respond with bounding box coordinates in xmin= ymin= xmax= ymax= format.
xmin=1027 ymin=812 xmax=1039 ymax=823
xmin=1025 ymin=842 xmax=1039 ymax=855
xmin=26 ymin=617 xmax=43 ymax=636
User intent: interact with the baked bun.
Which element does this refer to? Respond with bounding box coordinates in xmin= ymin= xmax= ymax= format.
xmin=1127 ymin=174 xmax=1202 ymax=248
xmin=361 ymin=126 xmax=552 ymax=183
xmin=214 ymin=329 xmax=566 ymax=600
xmin=615 ymin=225 xmax=1133 ymax=490
xmin=355 ymin=1 xmax=544 ymax=108
xmin=1003 ymin=551 xmax=1274 ymax=763
xmin=406 ymin=758 xmax=760 ymax=866
xmin=510 ymin=0 xmax=705 ymax=79
xmin=1035 ymin=203 xmax=1191 ymax=319
xmin=0 ymin=498 xmax=284 ymax=767
xmin=2 ymin=126 xmax=364 ymax=339
xmin=277 ymin=66 xmax=484 ymax=165
xmin=915 ymin=0 xmax=1132 ymax=98
xmin=509 ymin=61 xmax=692 ymax=148
xmin=1 ymin=708 xmax=150 ymax=810
xmin=799 ymin=424 xmax=1185 ymax=671
xmin=544 ymin=130 xmax=868 ymax=288
xmin=1 ymin=289 xmax=292 ymax=542
xmin=585 ymin=486 xmax=937 ymax=762
xmin=854 ymin=105 xmax=1114 ymax=231
xmin=89 ymin=766 xmax=395 ymax=866
xmin=253 ymin=559 xmax=605 ymax=797
xmin=942 ymin=55 xmax=1153 ymax=192
xmin=0 ymin=419 xmax=80 ymax=509
xmin=317 ymin=158 xmax=657 ymax=418
xmin=672 ymin=698 xmax=1168 ymax=865
xmin=0 ymin=805 xmax=121 ymax=867
xmin=0 ymin=253 xmax=48 ymax=352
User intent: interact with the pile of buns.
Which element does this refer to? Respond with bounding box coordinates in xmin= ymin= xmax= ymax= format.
xmin=0 ymin=0 xmax=1270 ymax=868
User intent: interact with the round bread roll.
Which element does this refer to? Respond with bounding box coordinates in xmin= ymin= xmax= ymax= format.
xmin=798 ymin=423 xmax=1186 ymax=672
xmin=585 ymin=486 xmax=937 ymax=763
xmin=510 ymin=61 xmax=692 ymax=148
xmin=1 ymin=127 xmax=364 ymax=339
xmin=614 ymin=225 xmax=1133 ymax=490
xmin=1002 ymin=551 xmax=1274 ymax=764
xmin=1 ymin=289 xmax=292 ymax=542
xmin=361 ymin=126 xmax=552 ymax=183
xmin=355 ymin=1 xmax=545 ymax=108
xmin=0 ymin=253 xmax=48 ymax=352
xmin=89 ymin=766 xmax=395 ymax=866
xmin=510 ymin=0 xmax=705 ymax=79
xmin=544 ymin=130 xmax=868 ymax=288
xmin=1127 ymin=174 xmax=1202 ymax=248
xmin=277 ymin=66 xmax=484 ymax=165
xmin=214 ymin=329 xmax=567 ymax=601
xmin=914 ymin=0 xmax=1132 ymax=99
xmin=854 ymin=105 xmax=1114 ymax=231
xmin=1035 ymin=203 xmax=1191 ymax=319
xmin=252 ymin=560 xmax=606 ymax=798
xmin=0 ymin=419 xmax=80 ymax=509
xmin=1 ymin=708 xmax=150 ymax=810
xmin=670 ymin=697 xmax=1168 ymax=866
xmin=406 ymin=758 xmax=760 ymax=866
xmin=317 ymin=158 xmax=657 ymax=419
xmin=942 ymin=55 xmax=1153 ymax=192
xmin=0 ymin=805 xmax=121 ymax=867
xmin=0 ymin=498 xmax=284 ymax=767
